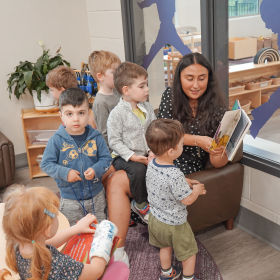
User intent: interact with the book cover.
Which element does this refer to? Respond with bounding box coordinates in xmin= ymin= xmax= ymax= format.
xmin=210 ymin=101 xmax=251 ymax=161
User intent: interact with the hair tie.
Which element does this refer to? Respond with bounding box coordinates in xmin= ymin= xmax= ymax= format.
xmin=32 ymin=240 xmax=35 ymax=244
xmin=44 ymin=208 xmax=55 ymax=218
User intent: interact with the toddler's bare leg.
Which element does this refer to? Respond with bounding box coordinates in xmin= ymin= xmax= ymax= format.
xmin=182 ymin=254 xmax=196 ymax=276
xmin=160 ymin=247 xmax=172 ymax=269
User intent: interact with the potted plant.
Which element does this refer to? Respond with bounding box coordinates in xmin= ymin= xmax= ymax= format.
xmin=7 ymin=42 xmax=70 ymax=111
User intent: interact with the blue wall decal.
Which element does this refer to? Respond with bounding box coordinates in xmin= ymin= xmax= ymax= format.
xmin=138 ymin=0 xmax=191 ymax=69
xmin=250 ymin=0 xmax=280 ymax=138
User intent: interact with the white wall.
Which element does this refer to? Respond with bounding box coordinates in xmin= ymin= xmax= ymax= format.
xmin=86 ymin=0 xmax=125 ymax=61
xmin=0 ymin=0 xmax=91 ymax=155
xmin=242 ymin=166 xmax=280 ymax=226
xmin=175 ymin=0 xmax=201 ymax=32
xmin=229 ymin=15 xmax=272 ymax=38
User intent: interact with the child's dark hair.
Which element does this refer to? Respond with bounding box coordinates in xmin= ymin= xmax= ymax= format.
xmin=114 ymin=62 xmax=147 ymax=94
xmin=146 ymin=119 xmax=184 ymax=156
xmin=59 ymin=88 xmax=89 ymax=110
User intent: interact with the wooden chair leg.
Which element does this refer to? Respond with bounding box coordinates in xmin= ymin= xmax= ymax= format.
xmin=226 ymin=217 xmax=234 ymax=230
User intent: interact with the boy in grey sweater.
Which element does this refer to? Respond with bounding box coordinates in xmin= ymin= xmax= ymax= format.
xmin=107 ymin=62 xmax=156 ymax=224
xmin=88 ymin=50 xmax=121 ymax=147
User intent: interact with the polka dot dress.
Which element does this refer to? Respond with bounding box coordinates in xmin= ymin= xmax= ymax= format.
xmin=158 ymin=87 xmax=225 ymax=175
xmin=16 ymin=245 xmax=84 ymax=280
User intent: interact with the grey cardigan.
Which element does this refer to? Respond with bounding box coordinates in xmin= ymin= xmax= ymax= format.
xmin=107 ymin=98 xmax=156 ymax=161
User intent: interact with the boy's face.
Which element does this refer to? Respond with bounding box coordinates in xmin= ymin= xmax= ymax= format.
xmin=60 ymin=100 xmax=89 ymax=135
xmin=123 ymin=76 xmax=149 ymax=105
xmin=49 ymin=87 xmax=65 ymax=101
xmin=99 ymin=63 xmax=120 ymax=90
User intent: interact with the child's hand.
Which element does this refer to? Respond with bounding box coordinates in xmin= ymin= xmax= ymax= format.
xmin=186 ymin=178 xmax=200 ymax=188
xmin=84 ymin=168 xmax=95 ymax=180
xmin=148 ymin=151 xmax=155 ymax=163
xmin=73 ymin=213 xmax=97 ymax=235
xmin=130 ymin=154 xmax=148 ymax=165
xmin=67 ymin=169 xmax=82 ymax=182
xmin=192 ymin=183 xmax=206 ymax=195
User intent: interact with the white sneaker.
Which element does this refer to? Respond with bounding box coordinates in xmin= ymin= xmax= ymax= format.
xmin=113 ymin=247 xmax=130 ymax=268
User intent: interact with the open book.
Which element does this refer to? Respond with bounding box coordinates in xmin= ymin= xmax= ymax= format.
xmin=210 ymin=100 xmax=251 ymax=161
xmin=62 ymin=223 xmax=120 ymax=264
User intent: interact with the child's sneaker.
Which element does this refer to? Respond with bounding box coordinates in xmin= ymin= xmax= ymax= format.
xmin=131 ymin=200 xmax=150 ymax=224
xmin=159 ymin=266 xmax=181 ymax=280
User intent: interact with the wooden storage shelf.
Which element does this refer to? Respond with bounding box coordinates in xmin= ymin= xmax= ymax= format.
xmin=229 ymin=61 xmax=280 ymax=109
xmin=27 ymin=144 xmax=47 ymax=149
xmin=21 ymin=109 xmax=61 ymax=178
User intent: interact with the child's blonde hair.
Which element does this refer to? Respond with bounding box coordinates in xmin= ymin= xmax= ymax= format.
xmin=46 ymin=65 xmax=78 ymax=89
xmin=88 ymin=50 xmax=121 ymax=81
xmin=2 ymin=186 xmax=59 ymax=280
xmin=113 ymin=62 xmax=147 ymax=95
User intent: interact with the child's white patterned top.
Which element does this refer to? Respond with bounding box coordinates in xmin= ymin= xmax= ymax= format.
xmin=146 ymin=159 xmax=192 ymax=225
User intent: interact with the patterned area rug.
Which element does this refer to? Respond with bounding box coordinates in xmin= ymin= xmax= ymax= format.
xmin=125 ymin=224 xmax=223 ymax=280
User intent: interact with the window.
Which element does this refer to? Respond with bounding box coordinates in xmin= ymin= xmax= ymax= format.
xmin=229 ymin=0 xmax=260 ymax=17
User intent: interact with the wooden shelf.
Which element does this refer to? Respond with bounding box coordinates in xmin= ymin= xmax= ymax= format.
xmin=27 ymin=144 xmax=47 ymax=149
xmin=21 ymin=109 xmax=61 ymax=179
xmin=229 ymin=61 xmax=280 ymax=109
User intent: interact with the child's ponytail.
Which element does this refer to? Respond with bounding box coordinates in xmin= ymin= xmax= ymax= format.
xmin=30 ymin=241 xmax=52 ymax=280
xmin=5 ymin=238 xmax=17 ymax=274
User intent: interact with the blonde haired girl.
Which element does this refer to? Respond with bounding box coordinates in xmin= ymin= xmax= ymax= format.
xmin=2 ymin=186 xmax=119 ymax=280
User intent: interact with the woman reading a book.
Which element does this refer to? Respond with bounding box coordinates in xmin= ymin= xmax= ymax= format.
xmin=158 ymin=52 xmax=228 ymax=174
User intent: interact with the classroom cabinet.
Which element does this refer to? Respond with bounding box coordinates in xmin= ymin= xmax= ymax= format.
xmin=21 ymin=109 xmax=61 ymax=178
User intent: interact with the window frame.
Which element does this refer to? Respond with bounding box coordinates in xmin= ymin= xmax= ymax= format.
xmin=120 ymin=0 xmax=280 ymax=179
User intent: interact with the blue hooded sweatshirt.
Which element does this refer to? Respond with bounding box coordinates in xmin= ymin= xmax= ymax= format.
xmin=40 ymin=125 xmax=112 ymax=200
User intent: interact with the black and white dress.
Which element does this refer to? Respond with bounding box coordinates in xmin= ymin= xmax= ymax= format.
xmin=158 ymin=87 xmax=225 ymax=175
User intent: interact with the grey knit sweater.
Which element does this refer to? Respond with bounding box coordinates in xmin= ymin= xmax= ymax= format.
xmin=107 ymin=98 xmax=156 ymax=161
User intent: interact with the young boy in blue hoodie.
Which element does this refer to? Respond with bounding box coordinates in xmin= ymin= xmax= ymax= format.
xmin=41 ymin=88 xmax=112 ymax=226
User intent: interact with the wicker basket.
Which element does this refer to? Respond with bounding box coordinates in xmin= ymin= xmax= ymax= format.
xmin=229 ymin=85 xmax=245 ymax=94
xmin=272 ymin=77 xmax=280 ymax=85
xmin=245 ymin=78 xmax=272 ymax=90
xmin=261 ymin=92 xmax=273 ymax=104
xmin=240 ymin=99 xmax=252 ymax=114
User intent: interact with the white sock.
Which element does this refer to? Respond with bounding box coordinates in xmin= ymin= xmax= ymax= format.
xmin=161 ymin=267 xmax=172 ymax=275
xmin=183 ymin=275 xmax=194 ymax=280
xmin=113 ymin=247 xmax=130 ymax=267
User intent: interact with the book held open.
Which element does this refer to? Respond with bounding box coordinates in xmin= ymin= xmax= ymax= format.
xmin=210 ymin=100 xmax=251 ymax=161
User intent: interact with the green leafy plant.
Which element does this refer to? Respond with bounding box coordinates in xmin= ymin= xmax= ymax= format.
xmin=7 ymin=43 xmax=70 ymax=101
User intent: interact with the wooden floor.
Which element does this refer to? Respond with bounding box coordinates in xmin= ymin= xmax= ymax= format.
xmin=1 ymin=167 xmax=280 ymax=280
xmin=197 ymin=225 xmax=280 ymax=280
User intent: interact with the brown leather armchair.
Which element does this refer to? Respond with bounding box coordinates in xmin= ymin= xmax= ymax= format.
xmin=0 ymin=131 xmax=15 ymax=189
xmin=186 ymin=146 xmax=243 ymax=233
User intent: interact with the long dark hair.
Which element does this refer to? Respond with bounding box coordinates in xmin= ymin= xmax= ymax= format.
xmin=172 ymin=52 xmax=225 ymax=135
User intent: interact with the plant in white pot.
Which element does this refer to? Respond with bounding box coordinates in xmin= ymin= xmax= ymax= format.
xmin=7 ymin=42 xmax=70 ymax=111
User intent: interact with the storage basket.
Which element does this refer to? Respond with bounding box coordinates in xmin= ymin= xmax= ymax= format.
xmin=240 ymin=99 xmax=252 ymax=114
xmin=245 ymin=78 xmax=272 ymax=90
xmin=272 ymin=77 xmax=280 ymax=85
xmin=229 ymin=85 xmax=245 ymax=94
xmin=261 ymin=92 xmax=273 ymax=104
